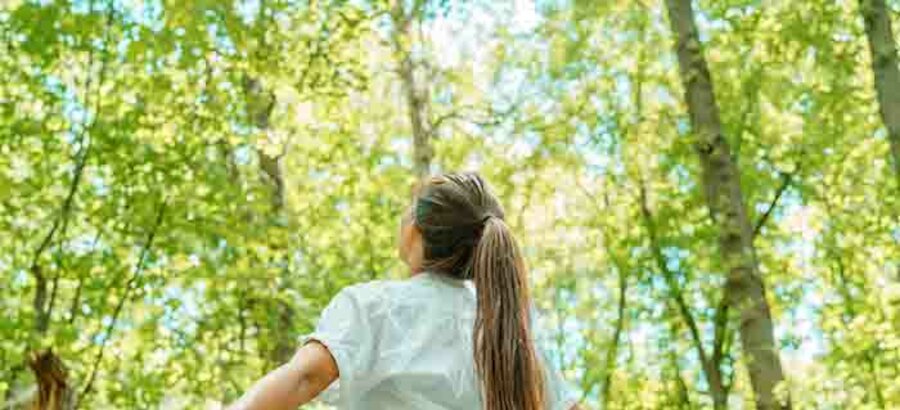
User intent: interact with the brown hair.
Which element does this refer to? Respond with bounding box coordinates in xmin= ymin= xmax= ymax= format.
xmin=413 ymin=172 xmax=545 ymax=410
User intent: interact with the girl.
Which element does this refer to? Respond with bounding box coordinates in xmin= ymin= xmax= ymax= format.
xmin=227 ymin=172 xmax=581 ymax=410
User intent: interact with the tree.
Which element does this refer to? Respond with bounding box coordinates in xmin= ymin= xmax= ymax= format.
xmin=662 ymin=0 xmax=789 ymax=408
xmin=3 ymin=1 xmax=900 ymax=408
xmin=858 ymin=0 xmax=900 ymax=187
xmin=390 ymin=0 xmax=433 ymax=178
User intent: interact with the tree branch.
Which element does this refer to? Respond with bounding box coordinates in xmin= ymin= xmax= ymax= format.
xmin=752 ymin=171 xmax=793 ymax=238
xmin=638 ymin=178 xmax=728 ymax=407
xmin=68 ymin=230 xmax=103 ymax=324
xmin=78 ymin=197 xmax=169 ymax=405
xmin=711 ymin=293 xmax=730 ymax=368
xmin=574 ymin=179 xmax=630 ymax=405
xmin=29 ymin=0 xmax=114 ymax=337
xmin=637 ymin=181 xmax=707 ymax=361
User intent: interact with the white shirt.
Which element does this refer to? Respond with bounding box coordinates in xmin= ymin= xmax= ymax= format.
xmin=302 ymin=271 xmax=580 ymax=410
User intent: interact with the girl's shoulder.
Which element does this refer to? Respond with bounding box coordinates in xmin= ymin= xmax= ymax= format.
xmin=335 ymin=273 xmax=468 ymax=318
xmin=331 ymin=277 xmax=417 ymax=311
xmin=340 ymin=272 xmax=458 ymax=298
xmin=339 ymin=277 xmax=409 ymax=298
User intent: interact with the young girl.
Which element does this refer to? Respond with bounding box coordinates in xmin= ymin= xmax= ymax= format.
xmin=227 ymin=172 xmax=581 ymax=410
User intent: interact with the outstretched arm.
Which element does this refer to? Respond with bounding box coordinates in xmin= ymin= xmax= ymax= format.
xmin=226 ymin=341 xmax=338 ymax=410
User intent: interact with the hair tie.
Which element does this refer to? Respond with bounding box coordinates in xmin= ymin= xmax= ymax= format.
xmin=469 ymin=215 xmax=492 ymax=245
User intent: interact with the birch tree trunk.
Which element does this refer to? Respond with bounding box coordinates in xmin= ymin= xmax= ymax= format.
xmin=391 ymin=0 xmax=432 ymax=178
xmin=859 ymin=0 xmax=900 ymax=187
xmin=662 ymin=0 xmax=789 ymax=408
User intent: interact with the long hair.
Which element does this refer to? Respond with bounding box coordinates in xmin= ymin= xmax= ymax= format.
xmin=413 ymin=172 xmax=545 ymax=410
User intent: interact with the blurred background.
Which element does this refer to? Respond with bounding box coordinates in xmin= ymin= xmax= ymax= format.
xmin=2 ymin=0 xmax=899 ymax=409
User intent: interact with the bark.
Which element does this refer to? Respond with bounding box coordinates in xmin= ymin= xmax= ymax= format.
xmin=859 ymin=0 xmax=900 ymax=187
xmin=28 ymin=350 xmax=76 ymax=410
xmin=391 ymin=0 xmax=432 ymax=178
xmin=662 ymin=0 xmax=789 ymax=408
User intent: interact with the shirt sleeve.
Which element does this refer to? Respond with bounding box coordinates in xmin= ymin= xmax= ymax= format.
xmin=531 ymin=307 xmax=581 ymax=410
xmin=300 ymin=286 xmax=374 ymax=405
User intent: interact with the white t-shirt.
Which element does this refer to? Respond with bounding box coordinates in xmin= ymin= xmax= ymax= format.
xmin=302 ymin=271 xmax=580 ymax=410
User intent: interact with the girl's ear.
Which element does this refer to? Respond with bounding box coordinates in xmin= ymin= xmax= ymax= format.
xmin=410 ymin=179 xmax=424 ymax=198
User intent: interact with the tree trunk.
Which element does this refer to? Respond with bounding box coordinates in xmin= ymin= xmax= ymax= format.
xmin=859 ymin=0 xmax=900 ymax=187
xmin=28 ymin=350 xmax=76 ymax=410
xmin=662 ymin=0 xmax=789 ymax=408
xmin=243 ymin=75 xmax=294 ymax=365
xmin=391 ymin=1 xmax=432 ymax=178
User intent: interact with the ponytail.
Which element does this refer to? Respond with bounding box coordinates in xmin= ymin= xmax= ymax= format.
xmin=412 ymin=172 xmax=544 ymax=409
xmin=472 ymin=216 xmax=545 ymax=410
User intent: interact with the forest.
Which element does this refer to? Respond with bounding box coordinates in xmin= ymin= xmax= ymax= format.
xmin=1 ymin=0 xmax=899 ymax=409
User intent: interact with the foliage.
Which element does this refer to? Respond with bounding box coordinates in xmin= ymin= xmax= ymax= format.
xmin=1 ymin=0 xmax=899 ymax=409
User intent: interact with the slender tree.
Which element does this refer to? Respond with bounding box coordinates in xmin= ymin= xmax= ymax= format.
xmin=390 ymin=0 xmax=433 ymax=178
xmin=858 ymin=0 xmax=900 ymax=187
xmin=638 ymin=179 xmax=729 ymax=409
xmin=243 ymin=74 xmax=294 ymax=365
xmin=662 ymin=0 xmax=789 ymax=408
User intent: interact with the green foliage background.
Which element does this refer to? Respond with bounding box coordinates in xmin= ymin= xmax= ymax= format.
xmin=1 ymin=0 xmax=899 ymax=409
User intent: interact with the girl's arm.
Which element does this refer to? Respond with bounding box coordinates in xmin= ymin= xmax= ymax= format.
xmin=226 ymin=341 xmax=338 ymax=410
